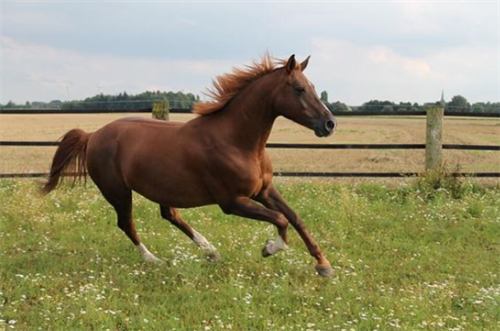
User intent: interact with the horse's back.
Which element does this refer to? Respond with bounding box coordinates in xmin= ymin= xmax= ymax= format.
xmin=87 ymin=117 xmax=185 ymax=165
xmin=112 ymin=116 xmax=185 ymax=129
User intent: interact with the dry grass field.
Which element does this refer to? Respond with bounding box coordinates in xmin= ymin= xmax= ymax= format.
xmin=0 ymin=113 xmax=499 ymax=182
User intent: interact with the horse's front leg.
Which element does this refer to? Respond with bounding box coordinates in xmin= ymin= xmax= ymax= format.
xmin=255 ymin=185 xmax=334 ymax=277
xmin=220 ymin=197 xmax=289 ymax=257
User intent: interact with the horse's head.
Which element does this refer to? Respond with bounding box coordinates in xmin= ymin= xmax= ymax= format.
xmin=272 ymin=55 xmax=337 ymax=137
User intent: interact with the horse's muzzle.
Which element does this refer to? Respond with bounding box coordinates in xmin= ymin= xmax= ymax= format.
xmin=314 ymin=117 xmax=337 ymax=137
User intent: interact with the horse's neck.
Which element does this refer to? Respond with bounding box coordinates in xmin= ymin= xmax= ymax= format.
xmin=218 ymin=82 xmax=276 ymax=151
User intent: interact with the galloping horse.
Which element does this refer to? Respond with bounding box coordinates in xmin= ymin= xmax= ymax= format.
xmin=43 ymin=54 xmax=337 ymax=276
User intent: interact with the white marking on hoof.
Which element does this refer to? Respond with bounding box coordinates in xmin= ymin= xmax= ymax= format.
xmin=193 ymin=230 xmax=220 ymax=261
xmin=136 ymin=243 xmax=163 ymax=264
xmin=264 ymin=236 xmax=288 ymax=256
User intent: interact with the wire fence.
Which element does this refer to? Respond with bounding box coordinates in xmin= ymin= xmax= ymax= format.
xmin=2 ymin=107 xmax=500 ymax=117
xmin=1 ymin=107 xmax=499 ymax=178
xmin=2 ymin=141 xmax=500 ymax=151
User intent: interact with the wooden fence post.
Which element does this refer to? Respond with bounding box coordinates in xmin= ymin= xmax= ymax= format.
xmin=425 ymin=99 xmax=444 ymax=171
xmin=152 ymin=101 xmax=170 ymax=121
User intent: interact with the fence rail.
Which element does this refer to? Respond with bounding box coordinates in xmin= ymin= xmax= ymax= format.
xmin=1 ymin=172 xmax=499 ymax=179
xmin=1 ymin=108 xmax=499 ymax=117
xmin=1 ymin=107 xmax=499 ymax=178
xmin=1 ymin=141 xmax=500 ymax=151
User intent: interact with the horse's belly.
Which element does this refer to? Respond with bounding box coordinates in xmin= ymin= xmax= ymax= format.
xmin=132 ymin=177 xmax=215 ymax=208
xmin=125 ymin=156 xmax=215 ymax=208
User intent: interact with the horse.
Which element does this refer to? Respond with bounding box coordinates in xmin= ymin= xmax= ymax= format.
xmin=42 ymin=54 xmax=337 ymax=276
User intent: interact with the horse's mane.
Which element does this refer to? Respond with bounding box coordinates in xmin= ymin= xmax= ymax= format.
xmin=193 ymin=53 xmax=288 ymax=115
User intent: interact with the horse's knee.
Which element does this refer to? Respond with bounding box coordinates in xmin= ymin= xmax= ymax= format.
xmin=276 ymin=213 xmax=289 ymax=228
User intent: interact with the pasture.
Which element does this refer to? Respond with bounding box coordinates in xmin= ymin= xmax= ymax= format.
xmin=1 ymin=113 xmax=499 ymax=330
xmin=1 ymin=179 xmax=499 ymax=330
xmin=0 ymin=113 xmax=499 ymax=179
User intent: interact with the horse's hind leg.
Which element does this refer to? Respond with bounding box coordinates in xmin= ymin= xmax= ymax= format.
xmin=160 ymin=206 xmax=220 ymax=262
xmin=87 ymin=139 xmax=161 ymax=264
xmin=114 ymin=192 xmax=162 ymax=264
xmin=93 ymin=179 xmax=162 ymax=263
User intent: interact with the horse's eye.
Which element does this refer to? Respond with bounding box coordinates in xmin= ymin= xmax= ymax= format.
xmin=294 ymin=86 xmax=305 ymax=93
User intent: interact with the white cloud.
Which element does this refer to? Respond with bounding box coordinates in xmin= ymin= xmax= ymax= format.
xmin=306 ymin=37 xmax=497 ymax=104
xmin=0 ymin=37 xmax=234 ymax=103
xmin=1 ymin=1 xmax=498 ymax=105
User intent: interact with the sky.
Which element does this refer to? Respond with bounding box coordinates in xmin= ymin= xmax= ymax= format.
xmin=1 ymin=0 xmax=499 ymax=105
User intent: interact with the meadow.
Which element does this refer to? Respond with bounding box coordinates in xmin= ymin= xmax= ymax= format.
xmin=1 ymin=178 xmax=499 ymax=331
xmin=0 ymin=113 xmax=499 ymax=330
xmin=0 ymin=113 xmax=499 ymax=179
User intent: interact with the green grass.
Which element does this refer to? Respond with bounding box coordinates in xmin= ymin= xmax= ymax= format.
xmin=1 ymin=179 xmax=499 ymax=331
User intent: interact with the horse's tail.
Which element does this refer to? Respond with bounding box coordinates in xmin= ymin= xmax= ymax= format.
xmin=42 ymin=129 xmax=91 ymax=195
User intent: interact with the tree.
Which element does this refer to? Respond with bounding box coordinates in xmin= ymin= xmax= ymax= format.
xmin=330 ymin=101 xmax=350 ymax=112
xmin=320 ymin=91 xmax=329 ymax=104
xmin=382 ymin=105 xmax=394 ymax=113
xmin=60 ymin=90 xmax=199 ymax=111
xmin=359 ymin=100 xmax=395 ymax=112
xmin=447 ymin=95 xmax=470 ymax=113
xmin=471 ymin=103 xmax=485 ymax=113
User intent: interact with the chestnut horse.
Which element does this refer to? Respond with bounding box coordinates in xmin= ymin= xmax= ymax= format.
xmin=43 ymin=54 xmax=337 ymax=276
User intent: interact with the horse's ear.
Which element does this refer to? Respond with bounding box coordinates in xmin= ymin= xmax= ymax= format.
xmin=300 ymin=55 xmax=311 ymax=72
xmin=286 ymin=54 xmax=296 ymax=74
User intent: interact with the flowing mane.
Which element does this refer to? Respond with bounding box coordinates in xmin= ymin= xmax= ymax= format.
xmin=193 ymin=53 xmax=287 ymax=115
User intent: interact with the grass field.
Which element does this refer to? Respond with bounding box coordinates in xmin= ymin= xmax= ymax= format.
xmin=0 ymin=113 xmax=499 ymax=179
xmin=1 ymin=178 xmax=499 ymax=331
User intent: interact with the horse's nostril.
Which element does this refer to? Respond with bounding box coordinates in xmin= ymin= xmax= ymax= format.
xmin=325 ymin=120 xmax=335 ymax=132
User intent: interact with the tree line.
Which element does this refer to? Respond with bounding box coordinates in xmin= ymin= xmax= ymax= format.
xmin=1 ymin=90 xmax=499 ymax=114
xmin=0 ymin=91 xmax=200 ymax=111
xmin=320 ymin=91 xmax=499 ymax=114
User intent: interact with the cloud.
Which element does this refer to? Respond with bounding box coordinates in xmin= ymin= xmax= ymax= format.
xmin=1 ymin=1 xmax=498 ymax=104
xmin=305 ymin=37 xmax=496 ymax=104
xmin=1 ymin=37 xmax=235 ymax=103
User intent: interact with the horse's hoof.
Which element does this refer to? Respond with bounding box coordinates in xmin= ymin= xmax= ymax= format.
xmin=206 ymin=251 xmax=221 ymax=262
xmin=315 ymin=263 xmax=334 ymax=277
xmin=261 ymin=240 xmax=275 ymax=258
xmin=262 ymin=246 xmax=272 ymax=258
